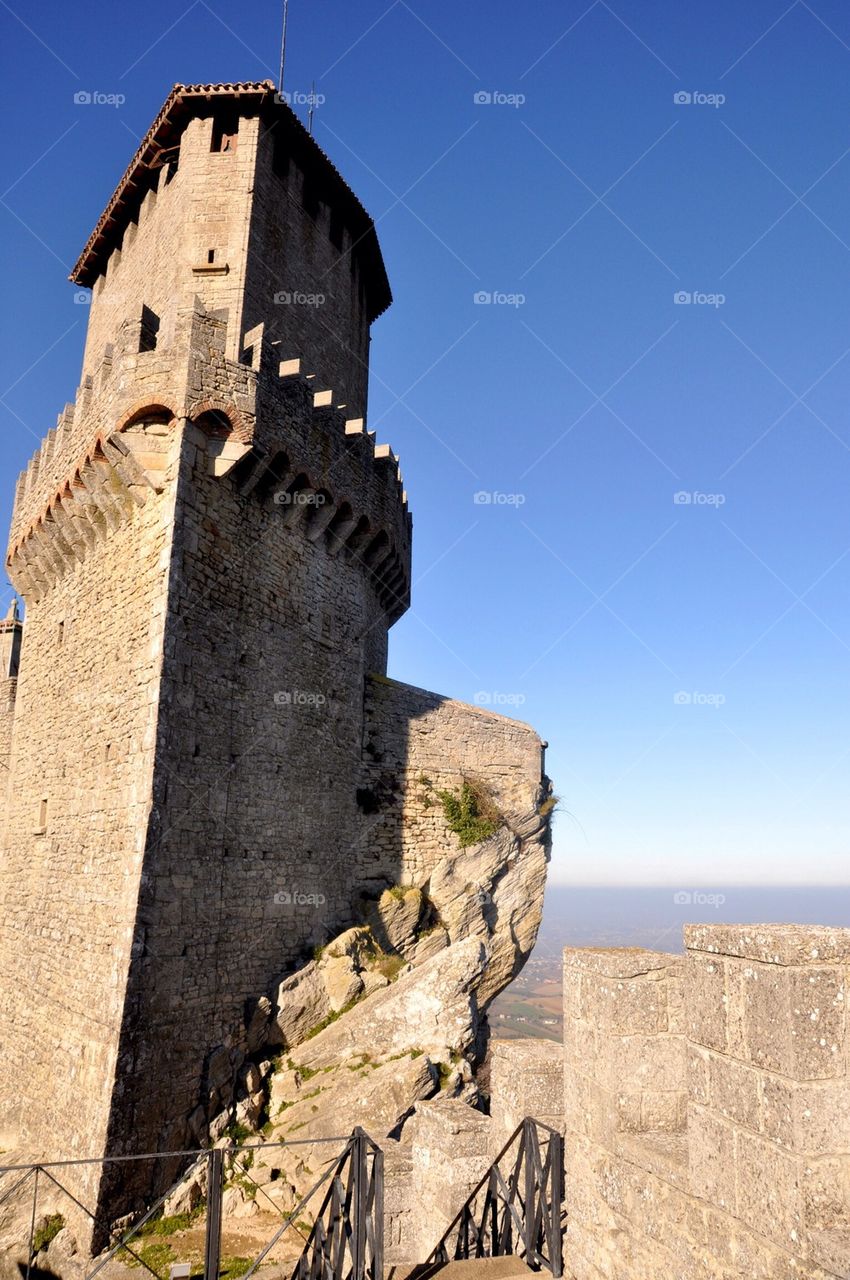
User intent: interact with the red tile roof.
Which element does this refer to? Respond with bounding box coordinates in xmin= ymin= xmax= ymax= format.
xmin=69 ymin=80 xmax=392 ymax=319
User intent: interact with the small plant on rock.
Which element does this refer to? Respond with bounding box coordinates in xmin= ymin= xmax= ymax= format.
xmin=436 ymin=778 xmax=502 ymax=848
xmin=32 ymin=1214 xmax=65 ymax=1255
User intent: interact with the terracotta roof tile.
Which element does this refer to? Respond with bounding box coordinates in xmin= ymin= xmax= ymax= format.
xmin=69 ymin=80 xmax=391 ymax=319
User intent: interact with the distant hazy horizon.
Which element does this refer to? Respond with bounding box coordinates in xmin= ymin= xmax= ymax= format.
xmin=533 ymin=883 xmax=850 ymax=955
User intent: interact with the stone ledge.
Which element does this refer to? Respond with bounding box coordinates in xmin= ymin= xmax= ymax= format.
xmin=615 ymin=1131 xmax=689 ymax=1187
xmin=684 ymin=923 xmax=850 ymax=966
xmin=562 ymin=946 xmax=682 ymax=979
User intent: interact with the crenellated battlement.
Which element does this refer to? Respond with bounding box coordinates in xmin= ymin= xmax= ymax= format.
xmin=8 ymin=308 xmax=411 ymax=616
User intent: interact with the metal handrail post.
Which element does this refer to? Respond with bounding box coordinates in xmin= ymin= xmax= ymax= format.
xmin=204 ymin=1148 xmax=224 ymax=1280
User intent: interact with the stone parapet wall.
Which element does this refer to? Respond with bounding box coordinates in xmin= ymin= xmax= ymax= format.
xmin=361 ymin=676 xmax=546 ymax=884
xmin=405 ymin=1100 xmax=493 ymax=1260
xmin=560 ymin=924 xmax=850 ymax=1280
xmin=488 ymin=1039 xmax=564 ymax=1152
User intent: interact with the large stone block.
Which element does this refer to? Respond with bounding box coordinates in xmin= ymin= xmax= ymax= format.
xmin=685 ymin=953 xmax=729 ymax=1053
xmin=687 ymin=1103 xmax=737 ymax=1214
xmin=489 ymin=1038 xmax=563 ymax=1144
xmin=706 ymin=1051 xmax=760 ymax=1131
xmin=607 ymin=1033 xmax=686 ymax=1094
xmin=685 ymin=924 xmax=850 ymax=967
xmin=733 ymin=1129 xmax=805 ymax=1253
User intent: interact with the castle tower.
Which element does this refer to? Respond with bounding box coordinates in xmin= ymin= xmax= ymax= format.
xmin=0 ymin=82 xmax=411 ymax=1212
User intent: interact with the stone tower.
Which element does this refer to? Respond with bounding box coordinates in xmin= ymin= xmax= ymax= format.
xmin=0 ymin=81 xmax=547 ymax=1229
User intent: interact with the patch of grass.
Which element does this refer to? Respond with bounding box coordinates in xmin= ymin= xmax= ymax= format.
xmin=312 ymin=943 xmax=327 ymax=963
xmin=137 ymin=1207 xmax=203 ymax=1238
xmin=287 ymin=1056 xmax=320 ymax=1080
xmin=32 ymin=1213 xmax=64 ymax=1255
xmin=232 ymin=1170 xmax=259 ymax=1201
xmin=221 ymin=1257 xmax=253 ymax=1278
xmin=374 ymin=952 xmax=406 ymax=982
xmin=223 ymin=1120 xmax=253 ymax=1145
xmin=303 ymin=997 xmax=361 ymax=1040
xmin=437 ymin=1062 xmax=455 ymax=1088
xmin=121 ymin=1239 xmax=176 ymax=1274
xmin=385 ymin=884 xmax=410 ymax=901
xmin=539 ymin=793 xmax=560 ymax=818
xmin=436 ymin=779 xmax=502 ymax=848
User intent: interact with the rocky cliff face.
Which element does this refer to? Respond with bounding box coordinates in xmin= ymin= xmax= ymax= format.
xmin=189 ymin=789 xmax=553 ymax=1217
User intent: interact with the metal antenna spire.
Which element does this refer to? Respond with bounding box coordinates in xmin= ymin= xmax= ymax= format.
xmin=278 ymin=0 xmax=290 ymax=92
xmin=308 ymin=77 xmax=316 ymax=134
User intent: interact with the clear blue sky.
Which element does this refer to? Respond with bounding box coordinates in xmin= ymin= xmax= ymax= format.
xmin=1 ymin=0 xmax=849 ymax=889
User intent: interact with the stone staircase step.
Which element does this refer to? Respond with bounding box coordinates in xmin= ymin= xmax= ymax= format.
xmin=392 ymin=1256 xmax=537 ymax=1280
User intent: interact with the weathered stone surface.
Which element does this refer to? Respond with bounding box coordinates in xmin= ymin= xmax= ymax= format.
xmin=294 ymin=937 xmax=487 ymax=1070
xmin=321 ymin=954 xmax=364 ymax=1012
xmin=556 ymin=925 xmax=850 ymax=1280
xmin=368 ymin=887 xmax=425 ymax=955
xmin=274 ymin=1053 xmax=438 ymax=1143
xmin=685 ymin=924 xmax=850 ymax=966
xmin=269 ymin=962 xmax=331 ymax=1049
xmin=427 ymin=813 xmax=549 ymax=1006
xmin=489 ymin=1038 xmax=564 ymax=1148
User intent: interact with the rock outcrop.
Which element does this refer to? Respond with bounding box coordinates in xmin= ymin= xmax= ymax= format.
xmin=198 ymin=795 xmax=552 ymax=1207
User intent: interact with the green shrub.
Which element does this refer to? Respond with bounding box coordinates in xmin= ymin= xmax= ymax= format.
xmin=223 ymin=1120 xmax=253 ymax=1145
xmin=436 ymin=779 xmax=502 ymax=848
xmin=32 ymin=1214 xmax=64 ymax=1255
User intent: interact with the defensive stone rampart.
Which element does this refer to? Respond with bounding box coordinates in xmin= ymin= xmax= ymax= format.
xmin=361 ymin=676 xmax=546 ymax=883
xmin=563 ymin=924 xmax=850 ymax=1279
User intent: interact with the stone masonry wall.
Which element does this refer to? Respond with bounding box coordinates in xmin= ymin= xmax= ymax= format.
xmin=361 ymin=675 xmax=546 ymax=885
xmin=488 ymin=1038 xmax=564 ymax=1152
xmin=0 ymin=679 xmax=16 ymax=820
xmin=0 ymin=436 xmax=179 ymax=1182
xmin=561 ymin=925 xmax=850 ymax=1280
xmin=245 ymin=116 xmax=374 ymax=417
xmin=80 ymin=113 xmax=259 ymax=379
xmin=104 ymin=417 xmax=400 ymax=1172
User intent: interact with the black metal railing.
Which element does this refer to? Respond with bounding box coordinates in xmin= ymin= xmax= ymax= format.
xmin=0 ymin=1129 xmax=383 ymax=1280
xmin=423 ymin=1118 xmax=564 ymax=1277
